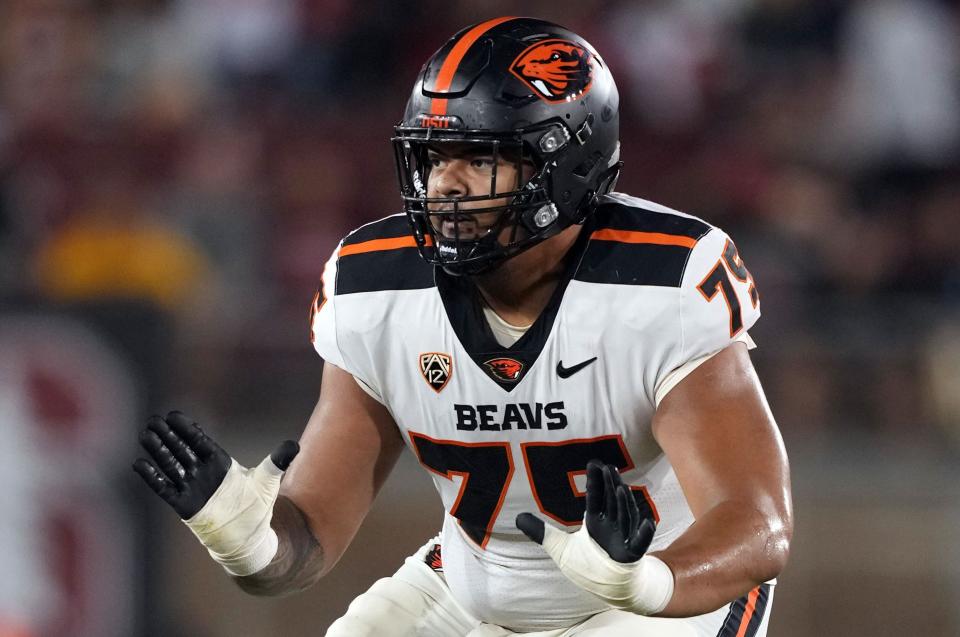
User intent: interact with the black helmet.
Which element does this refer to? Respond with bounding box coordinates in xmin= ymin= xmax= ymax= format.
xmin=392 ymin=17 xmax=621 ymax=276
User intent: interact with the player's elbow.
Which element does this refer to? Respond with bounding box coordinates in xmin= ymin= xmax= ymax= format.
xmin=753 ymin=512 xmax=792 ymax=583
xmin=233 ymin=565 xmax=325 ymax=598
xmin=231 ymin=495 xmax=329 ymax=597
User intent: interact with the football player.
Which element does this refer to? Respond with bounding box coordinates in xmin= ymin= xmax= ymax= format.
xmin=134 ymin=17 xmax=792 ymax=636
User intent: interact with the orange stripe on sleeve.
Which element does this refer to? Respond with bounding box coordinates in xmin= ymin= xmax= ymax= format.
xmin=430 ymin=16 xmax=517 ymax=115
xmin=734 ymin=586 xmax=761 ymax=637
xmin=338 ymin=235 xmax=430 ymax=257
xmin=590 ymin=228 xmax=698 ymax=248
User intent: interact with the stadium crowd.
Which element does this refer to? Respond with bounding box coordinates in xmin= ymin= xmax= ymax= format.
xmin=1 ymin=1 xmax=958 ymax=635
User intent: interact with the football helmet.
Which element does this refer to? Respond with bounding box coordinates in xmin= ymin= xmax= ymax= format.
xmin=392 ymin=17 xmax=621 ymax=275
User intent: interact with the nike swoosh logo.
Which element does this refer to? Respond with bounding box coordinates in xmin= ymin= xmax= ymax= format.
xmin=556 ymin=357 xmax=598 ymax=379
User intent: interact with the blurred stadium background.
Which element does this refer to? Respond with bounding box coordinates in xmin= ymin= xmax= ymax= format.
xmin=1 ymin=0 xmax=959 ymax=635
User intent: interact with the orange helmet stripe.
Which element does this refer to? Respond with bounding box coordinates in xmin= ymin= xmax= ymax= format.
xmin=430 ymin=16 xmax=518 ymax=116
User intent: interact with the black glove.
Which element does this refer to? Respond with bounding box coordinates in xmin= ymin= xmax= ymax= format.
xmin=583 ymin=459 xmax=655 ymax=562
xmin=132 ymin=411 xmax=299 ymax=519
xmin=517 ymin=459 xmax=655 ymax=563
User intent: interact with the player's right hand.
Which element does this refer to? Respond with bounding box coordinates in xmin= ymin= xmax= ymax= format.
xmin=133 ymin=411 xmax=300 ymax=576
xmin=134 ymin=411 xmax=232 ymax=519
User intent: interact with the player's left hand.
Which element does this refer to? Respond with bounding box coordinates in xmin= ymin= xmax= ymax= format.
xmin=517 ymin=460 xmax=655 ymax=562
xmin=516 ymin=460 xmax=673 ymax=614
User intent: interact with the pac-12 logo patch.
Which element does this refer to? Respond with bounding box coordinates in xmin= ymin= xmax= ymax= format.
xmin=510 ymin=39 xmax=594 ymax=103
xmin=420 ymin=352 xmax=453 ymax=393
xmin=484 ymin=357 xmax=524 ymax=382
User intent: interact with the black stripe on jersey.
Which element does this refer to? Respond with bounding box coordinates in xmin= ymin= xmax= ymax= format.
xmin=575 ymin=241 xmax=694 ymax=287
xmin=334 ymin=216 xmax=434 ymax=295
xmin=715 ymin=584 xmax=771 ymax=637
xmin=341 ymin=215 xmax=413 ymax=247
xmin=574 ymin=201 xmax=712 ymax=287
xmin=335 ymin=248 xmax=435 ymax=295
xmin=597 ymin=200 xmax=711 ymax=239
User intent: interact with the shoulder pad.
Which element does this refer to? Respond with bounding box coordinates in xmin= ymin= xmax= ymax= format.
xmin=575 ymin=197 xmax=712 ymax=287
xmin=336 ymin=215 xmax=435 ymax=295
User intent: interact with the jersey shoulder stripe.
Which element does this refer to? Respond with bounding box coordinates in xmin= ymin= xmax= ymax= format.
xmin=342 ymin=213 xmax=412 ymax=246
xmin=575 ymin=194 xmax=713 ymax=287
xmin=335 ymin=214 xmax=435 ymax=295
xmin=593 ymin=193 xmax=712 ymax=238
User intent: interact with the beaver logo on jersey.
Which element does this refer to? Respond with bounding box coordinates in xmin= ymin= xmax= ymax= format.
xmin=510 ymin=39 xmax=593 ymax=103
xmin=420 ymin=352 xmax=453 ymax=392
xmin=423 ymin=543 xmax=443 ymax=572
xmin=484 ymin=357 xmax=524 ymax=382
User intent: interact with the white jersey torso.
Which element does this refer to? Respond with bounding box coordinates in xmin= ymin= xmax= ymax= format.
xmin=310 ymin=193 xmax=761 ymax=632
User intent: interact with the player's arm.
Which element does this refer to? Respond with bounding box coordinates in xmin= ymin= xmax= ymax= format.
xmin=515 ymin=342 xmax=791 ymax=616
xmin=237 ymin=361 xmax=405 ymax=595
xmin=649 ymin=340 xmax=793 ymax=616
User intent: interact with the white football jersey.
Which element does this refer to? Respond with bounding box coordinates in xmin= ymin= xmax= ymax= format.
xmin=310 ymin=193 xmax=761 ymax=632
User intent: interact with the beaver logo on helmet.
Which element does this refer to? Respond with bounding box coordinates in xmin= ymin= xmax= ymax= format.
xmin=484 ymin=357 xmax=524 ymax=382
xmin=510 ymin=39 xmax=594 ymax=103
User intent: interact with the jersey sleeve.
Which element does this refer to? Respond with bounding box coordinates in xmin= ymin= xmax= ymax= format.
xmin=653 ymin=227 xmax=761 ymax=400
xmin=309 ymin=242 xmax=388 ymax=403
xmin=309 ymin=244 xmax=347 ymax=369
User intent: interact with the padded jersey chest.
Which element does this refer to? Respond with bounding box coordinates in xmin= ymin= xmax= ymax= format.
xmin=310 ymin=195 xmax=752 ymax=548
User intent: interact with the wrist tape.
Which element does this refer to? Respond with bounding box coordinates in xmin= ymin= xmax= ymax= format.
xmin=183 ymin=456 xmax=283 ymax=576
xmin=541 ymin=522 xmax=675 ymax=615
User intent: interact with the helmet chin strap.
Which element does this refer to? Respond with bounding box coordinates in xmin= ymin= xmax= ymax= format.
xmin=600 ymin=143 xmax=622 ymax=194
xmin=438 ymin=234 xmax=504 ymax=276
xmin=579 ymin=158 xmax=623 ymax=218
xmin=435 ymin=205 xmax=536 ymax=276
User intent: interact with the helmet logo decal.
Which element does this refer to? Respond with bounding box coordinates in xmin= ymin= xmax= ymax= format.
xmin=510 ymin=39 xmax=593 ymax=103
xmin=483 ymin=357 xmax=524 ymax=382
xmin=420 ymin=352 xmax=453 ymax=392
xmin=416 ymin=114 xmax=463 ymax=129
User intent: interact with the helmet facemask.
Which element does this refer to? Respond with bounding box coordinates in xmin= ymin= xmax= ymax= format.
xmin=392 ymin=128 xmax=562 ymax=276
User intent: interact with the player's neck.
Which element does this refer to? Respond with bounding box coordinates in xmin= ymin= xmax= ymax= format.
xmin=472 ymin=224 xmax=583 ymax=326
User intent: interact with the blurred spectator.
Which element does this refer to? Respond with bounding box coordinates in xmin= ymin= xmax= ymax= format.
xmin=167 ymin=0 xmax=300 ymax=80
xmin=33 ymin=171 xmax=210 ymax=312
xmin=832 ymin=0 xmax=960 ymax=169
xmin=268 ymin=123 xmax=359 ymax=305
xmin=604 ymin=0 xmax=727 ymax=131
xmin=739 ymin=0 xmax=845 ymax=70
xmin=0 ymin=1 xmax=94 ymax=131
xmin=29 ymin=167 xmax=210 ymax=411
xmin=910 ymin=183 xmax=960 ymax=301
xmin=927 ymin=317 xmax=960 ymax=444
xmin=162 ymin=113 xmax=269 ymax=329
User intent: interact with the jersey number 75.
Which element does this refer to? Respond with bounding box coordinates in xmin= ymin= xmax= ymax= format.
xmin=410 ymin=433 xmax=659 ymax=548
xmin=697 ymin=239 xmax=759 ymax=337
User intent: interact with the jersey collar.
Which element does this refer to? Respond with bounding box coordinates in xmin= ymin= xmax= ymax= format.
xmin=436 ymin=220 xmax=592 ymax=391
